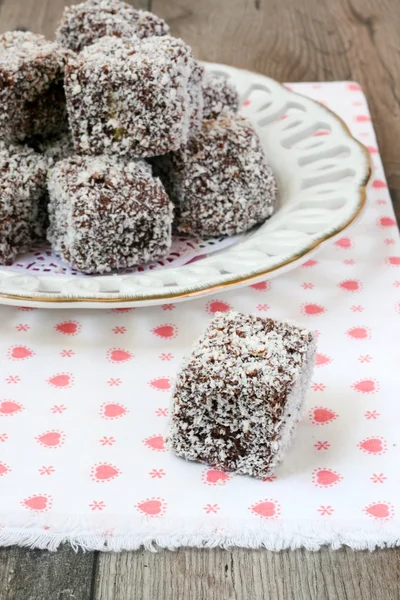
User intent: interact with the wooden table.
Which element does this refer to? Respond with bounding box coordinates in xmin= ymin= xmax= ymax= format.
xmin=0 ymin=1 xmax=399 ymax=598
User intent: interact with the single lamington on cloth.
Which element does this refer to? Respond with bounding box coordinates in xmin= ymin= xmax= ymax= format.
xmin=56 ymin=0 xmax=169 ymax=53
xmin=0 ymin=141 xmax=49 ymax=264
xmin=47 ymin=155 xmax=174 ymax=274
xmin=153 ymin=113 xmax=276 ymax=236
xmin=167 ymin=312 xmax=316 ymax=479
xmin=65 ymin=35 xmax=203 ymax=157
xmin=0 ymin=31 xmax=71 ymax=144
xmin=202 ymin=71 xmax=239 ymax=120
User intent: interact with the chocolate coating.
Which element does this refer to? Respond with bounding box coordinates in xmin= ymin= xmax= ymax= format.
xmin=203 ymin=72 xmax=239 ymax=120
xmin=0 ymin=31 xmax=70 ymax=144
xmin=65 ymin=35 xmax=203 ymax=158
xmin=56 ymin=0 xmax=170 ymax=53
xmin=168 ymin=312 xmax=316 ymax=479
xmin=47 ymin=155 xmax=174 ymax=274
xmin=153 ymin=113 xmax=276 ymax=236
xmin=0 ymin=141 xmax=49 ymax=263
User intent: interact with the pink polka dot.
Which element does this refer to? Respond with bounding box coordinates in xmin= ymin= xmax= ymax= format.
xmin=206 ymin=300 xmax=232 ymax=314
xmin=352 ymin=379 xmax=379 ymax=394
xmin=136 ymin=498 xmax=167 ymax=517
xmin=334 ymin=237 xmax=352 ymax=249
xmin=301 ymin=259 xmax=318 ymax=268
xmin=249 ymin=499 xmax=281 ymax=519
xmin=338 ymin=279 xmax=362 ymax=292
xmin=250 ymin=281 xmax=271 ymax=291
xmin=378 ymin=217 xmax=396 ymax=228
xmin=348 ymin=82 xmax=361 ymax=91
xmin=372 ymin=179 xmax=387 ymax=189
xmin=386 ymin=256 xmax=400 ymax=266
xmin=346 ymin=327 xmax=371 ymax=340
xmin=302 ymin=303 xmax=325 ymax=316
xmin=149 ymin=377 xmax=171 ymax=391
xmin=364 ymin=502 xmax=394 ymax=520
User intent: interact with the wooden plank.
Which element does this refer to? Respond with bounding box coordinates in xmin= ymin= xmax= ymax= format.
xmin=95 ymin=546 xmax=400 ymax=600
xmin=0 ymin=0 xmax=73 ymax=38
xmin=0 ymin=545 xmax=94 ymax=600
xmin=152 ymin=0 xmax=400 ymax=223
xmin=134 ymin=0 xmax=152 ymax=9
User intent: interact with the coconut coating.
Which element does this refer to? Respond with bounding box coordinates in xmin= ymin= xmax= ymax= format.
xmin=167 ymin=312 xmax=316 ymax=479
xmin=27 ymin=132 xmax=75 ymax=238
xmin=56 ymin=0 xmax=170 ymax=53
xmin=189 ymin=62 xmax=205 ymax=136
xmin=0 ymin=141 xmax=49 ymax=263
xmin=30 ymin=131 xmax=75 ymax=164
xmin=0 ymin=31 xmax=71 ymax=144
xmin=154 ymin=113 xmax=276 ymax=236
xmin=47 ymin=155 xmax=174 ymax=274
xmin=203 ymin=72 xmax=239 ymax=120
xmin=65 ymin=35 xmax=204 ymax=158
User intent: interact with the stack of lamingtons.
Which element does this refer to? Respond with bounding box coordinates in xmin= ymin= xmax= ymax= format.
xmin=0 ymin=0 xmax=277 ymax=274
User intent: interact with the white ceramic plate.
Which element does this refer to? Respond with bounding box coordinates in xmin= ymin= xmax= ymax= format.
xmin=0 ymin=63 xmax=371 ymax=308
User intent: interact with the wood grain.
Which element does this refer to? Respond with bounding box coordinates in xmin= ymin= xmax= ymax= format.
xmin=0 ymin=545 xmax=95 ymax=600
xmin=95 ymin=546 xmax=400 ymax=600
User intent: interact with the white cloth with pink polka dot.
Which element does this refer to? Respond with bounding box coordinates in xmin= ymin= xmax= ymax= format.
xmin=0 ymin=82 xmax=399 ymax=551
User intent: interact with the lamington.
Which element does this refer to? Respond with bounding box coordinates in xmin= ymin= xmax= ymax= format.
xmin=65 ymin=35 xmax=203 ymax=157
xmin=30 ymin=131 xmax=75 ymax=164
xmin=56 ymin=0 xmax=169 ymax=53
xmin=167 ymin=312 xmax=316 ymax=479
xmin=202 ymin=72 xmax=239 ymax=120
xmin=47 ymin=155 xmax=174 ymax=273
xmin=154 ymin=113 xmax=276 ymax=236
xmin=0 ymin=31 xmax=70 ymax=144
xmin=0 ymin=141 xmax=49 ymax=263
